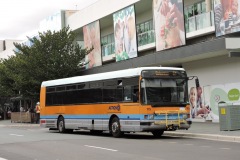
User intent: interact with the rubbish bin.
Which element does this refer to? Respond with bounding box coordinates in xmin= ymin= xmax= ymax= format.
xmin=218 ymin=102 xmax=240 ymax=131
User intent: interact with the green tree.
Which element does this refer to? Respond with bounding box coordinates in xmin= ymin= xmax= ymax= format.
xmin=0 ymin=26 xmax=92 ymax=104
xmin=0 ymin=60 xmax=16 ymax=119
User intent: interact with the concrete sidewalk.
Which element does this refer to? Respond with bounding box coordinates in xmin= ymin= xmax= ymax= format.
xmin=1 ymin=120 xmax=240 ymax=142
xmin=164 ymin=122 xmax=240 ymax=142
xmin=0 ymin=119 xmax=39 ymax=127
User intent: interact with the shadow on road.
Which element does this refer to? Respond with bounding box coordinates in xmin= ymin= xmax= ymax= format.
xmin=48 ymin=129 xmax=191 ymax=140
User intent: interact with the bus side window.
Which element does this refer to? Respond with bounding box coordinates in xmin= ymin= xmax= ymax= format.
xmin=141 ymin=88 xmax=145 ymax=104
xmin=123 ymin=85 xmax=139 ymax=102
xmin=116 ymin=87 xmax=123 ymax=102
xmin=123 ymin=86 xmax=132 ymax=101
xmin=102 ymin=86 xmax=119 ymax=102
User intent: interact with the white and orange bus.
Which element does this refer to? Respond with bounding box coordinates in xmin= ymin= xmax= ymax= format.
xmin=40 ymin=67 xmax=194 ymax=137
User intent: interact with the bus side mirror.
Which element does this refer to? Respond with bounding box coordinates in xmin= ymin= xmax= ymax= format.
xmin=188 ymin=76 xmax=200 ymax=87
xmin=195 ymin=78 xmax=200 ymax=88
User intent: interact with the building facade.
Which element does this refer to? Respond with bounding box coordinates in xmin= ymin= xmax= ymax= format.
xmin=0 ymin=40 xmax=23 ymax=59
xmin=66 ymin=0 xmax=240 ymax=122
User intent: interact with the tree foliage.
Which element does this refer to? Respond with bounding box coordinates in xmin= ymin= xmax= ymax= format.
xmin=0 ymin=59 xmax=16 ymax=119
xmin=0 ymin=26 xmax=92 ymax=102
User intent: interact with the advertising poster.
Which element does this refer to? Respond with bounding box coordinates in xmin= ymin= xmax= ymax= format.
xmin=189 ymin=82 xmax=240 ymax=122
xmin=113 ymin=5 xmax=137 ymax=62
xmin=83 ymin=21 xmax=102 ymax=69
xmin=153 ymin=0 xmax=186 ymax=51
xmin=189 ymin=86 xmax=213 ymax=121
xmin=214 ymin=0 xmax=240 ymax=37
xmin=202 ymin=85 xmax=225 ymax=122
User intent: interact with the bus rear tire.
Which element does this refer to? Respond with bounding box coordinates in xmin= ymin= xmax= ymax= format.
xmin=151 ymin=130 xmax=164 ymax=138
xmin=110 ymin=117 xmax=123 ymax=138
xmin=58 ymin=117 xmax=66 ymax=133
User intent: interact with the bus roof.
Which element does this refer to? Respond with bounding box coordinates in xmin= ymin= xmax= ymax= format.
xmin=41 ymin=67 xmax=185 ymax=87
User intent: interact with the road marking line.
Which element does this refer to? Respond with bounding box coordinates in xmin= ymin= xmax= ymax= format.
xmin=220 ymin=148 xmax=230 ymax=150
xmin=9 ymin=134 xmax=24 ymax=137
xmin=183 ymin=144 xmax=193 ymax=145
xmin=200 ymin=146 xmax=210 ymax=148
xmin=0 ymin=157 xmax=8 ymax=160
xmin=84 ymin=145 xmax=118 ymax=152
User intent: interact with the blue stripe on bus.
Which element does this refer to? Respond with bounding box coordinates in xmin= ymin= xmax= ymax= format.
xmin=40 ymin=114 xmax=184 ymax=120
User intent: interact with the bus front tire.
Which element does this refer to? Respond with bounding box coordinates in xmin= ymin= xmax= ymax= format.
xmin=151 ymin=130 xmax=164 ymax=138
xmin=110 ymin=117 xmax=123 ymax=138
xmin=58 ymin=117 xmax=66 ymax=133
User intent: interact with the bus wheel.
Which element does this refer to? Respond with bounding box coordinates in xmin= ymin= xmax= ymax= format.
xmin=110 ymin=117 xmax=123 ymax=138
xmin=151 ymin=130 xmax=164 ymax=138
xmin=58 ymin=117 xmax=66 ymax=133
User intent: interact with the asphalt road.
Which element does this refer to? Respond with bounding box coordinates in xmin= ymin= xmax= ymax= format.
xmin=0 ymin=125 xmax=239 ymax=160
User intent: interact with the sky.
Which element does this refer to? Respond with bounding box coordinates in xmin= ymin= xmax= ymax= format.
xmin=0 ymin=0 xmax=99 ymax=40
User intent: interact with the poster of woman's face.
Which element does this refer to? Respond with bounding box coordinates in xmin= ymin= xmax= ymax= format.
xmin=214 ymin=0 xmax=240 ymax=37
xmin=153 ymin=0 xmax=186 ymax=51
xmin=83 ymin=21 xmax=102 ymax=69
xmin=113 ymin=5 xmax=138 ymax=62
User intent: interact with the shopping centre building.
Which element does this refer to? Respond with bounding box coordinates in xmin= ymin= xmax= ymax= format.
xmin=1 ymin=0 xmax=240 ymax=122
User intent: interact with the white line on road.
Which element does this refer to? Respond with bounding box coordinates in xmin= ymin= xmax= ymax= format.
xmin=183 ymin=144 xmax=193 ymax=145
xmin=220 ymin=148 xmax=231 ymax=150
xmin=168 ymin=142 xmax=177 ymax=144
xmin=84 ymin=145 xmax=118 ymax=152
xmin=9 ymin=134 xmax=24 ymax=137
xmin=200 ymin=146 xmax=211 ymax=148
xmin=0 ymin=157 xmax=8 ymax=160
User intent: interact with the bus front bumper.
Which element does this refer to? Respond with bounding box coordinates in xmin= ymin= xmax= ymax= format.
xmin=140 ymin=119 xmax=191 ymax=131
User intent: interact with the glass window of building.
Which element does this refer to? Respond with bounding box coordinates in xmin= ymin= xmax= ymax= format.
xmin=136 ymin=19 xmax=155 ymax=47
xmin=184 ymin=0 xmax=213 ymax=33
xmin=101 ymin=33 xmax=115 ymax=57
xmin=185 ymin=1 xmax=206 ymax=18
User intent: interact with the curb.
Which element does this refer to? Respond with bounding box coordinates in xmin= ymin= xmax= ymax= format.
xmin=0 ymin=123 xmax=40 ymax=127
xmin=164 ymin=131 xmax=240 ymax=142
xmin=10 ymin=124 xmax=40 ymax=127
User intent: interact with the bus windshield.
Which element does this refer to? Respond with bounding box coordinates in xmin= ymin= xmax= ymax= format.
xmin=141 ymin=78 xmax=188 ymax=106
